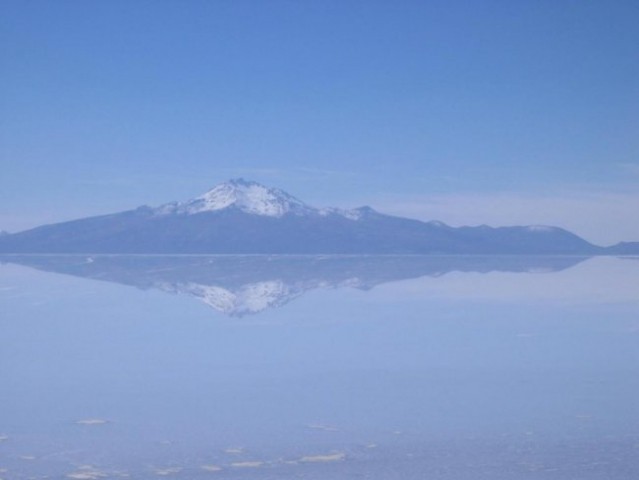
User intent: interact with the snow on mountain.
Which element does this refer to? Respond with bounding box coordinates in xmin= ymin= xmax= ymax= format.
xmin=181 ymin=178 xmax=310 ymax=216
xmin=155 ymin=178 xmax=363 ymax=220
xmin=0 ymin=178 xmax=607 ymax=255
xmin=318 ymin=207 xmax=364 ymax=220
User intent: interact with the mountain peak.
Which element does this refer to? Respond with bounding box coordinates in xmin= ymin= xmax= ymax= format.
xmin=153 ymin=179 xmax=378 ymax=220
xmin=158 ymin=178 xmax=311 ymax=217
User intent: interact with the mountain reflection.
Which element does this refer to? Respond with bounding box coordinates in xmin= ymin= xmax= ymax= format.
xmin=1 ymin=255 xmax=588 ymax=316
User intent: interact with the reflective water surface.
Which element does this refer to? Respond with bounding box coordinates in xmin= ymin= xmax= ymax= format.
xmin=1 ymin=255 xmax=638 ymax=479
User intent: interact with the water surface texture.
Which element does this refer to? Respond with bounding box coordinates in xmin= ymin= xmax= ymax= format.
xmin=1 ymin=255 xmax=638 ymax=479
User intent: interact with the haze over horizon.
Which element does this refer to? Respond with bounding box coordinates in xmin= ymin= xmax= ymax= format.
xmin=1 ymin=1 xmax=638 ymax=245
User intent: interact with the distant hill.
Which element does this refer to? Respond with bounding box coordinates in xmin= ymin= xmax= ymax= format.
xmin=605 ymin=241 xmax=639 ymax=255
xmin=0 ymin=178 xmax=632 ymax=254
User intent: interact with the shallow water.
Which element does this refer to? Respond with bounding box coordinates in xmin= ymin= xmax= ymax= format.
xmin=0 ymin=255 xmax=638 ymax=479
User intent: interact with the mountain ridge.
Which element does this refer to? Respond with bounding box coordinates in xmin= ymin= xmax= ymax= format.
xmin=0 ymin=179 xmax=636 ymax=255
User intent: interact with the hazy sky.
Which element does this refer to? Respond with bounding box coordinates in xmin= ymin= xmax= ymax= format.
xmin=1 ymin=1 xmax=638 ymax=244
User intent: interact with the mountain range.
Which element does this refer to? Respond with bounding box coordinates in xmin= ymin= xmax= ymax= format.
xmin=0 ymin=178 xmax=636 ymax=254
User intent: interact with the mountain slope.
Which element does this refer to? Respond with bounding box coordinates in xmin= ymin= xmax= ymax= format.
xmin=605 ymin=241 xmax=639 ymax=255
xmin=0 ymin=178 xmax=606 ymax=254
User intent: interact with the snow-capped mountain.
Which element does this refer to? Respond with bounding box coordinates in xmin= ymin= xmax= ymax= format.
xmin=0 ymin=178 xmax=628 ymax=255
xmin=156 ymin=178 xmax=312 ymax=217
xmin=155 ymin=178 xmax=363 ymax=220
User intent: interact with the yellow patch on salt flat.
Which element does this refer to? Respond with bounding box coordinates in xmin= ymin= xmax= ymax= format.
xmin=201 ymin=464 xmax=222 ymax=472
xmin=75 ymin=419 xmax=108 ymax=426
xmin=299 ymin=452 xmax=346 ymax=463
xmin=230 ymin=461 xmax=263 ymax=468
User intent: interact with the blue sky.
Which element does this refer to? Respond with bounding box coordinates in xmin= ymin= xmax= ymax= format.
xmin=1 ymin=0 xmax=638 ymax=244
